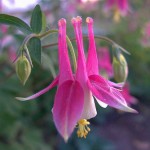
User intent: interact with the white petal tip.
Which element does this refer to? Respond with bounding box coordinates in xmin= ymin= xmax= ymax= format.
xmin=15 ymin=97 xmax=29 ymax=101
xmin=95 ymin=97 xmax=108 ymax=108
xmin=64 ymin=136 xmax=69 ymax=143
xmin=122 ymin=107 xmax=138 ymax=114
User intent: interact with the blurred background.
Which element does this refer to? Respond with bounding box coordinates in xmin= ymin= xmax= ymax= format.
xmin=0 ymin=0 xmax=150 ymax=150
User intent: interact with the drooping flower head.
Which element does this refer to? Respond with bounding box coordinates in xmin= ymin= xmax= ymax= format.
xmin=16 ymin=16 xmax=137 ymax=142
xmin=86 ymin=17 xmax=136 ymax=113
xmin=104 ymin=0 xmax=130 ymax=22
xmin=72 ymin=16 xmax=97 ymax=138
xmin=51 ymin=18 xmax=86 ymax=142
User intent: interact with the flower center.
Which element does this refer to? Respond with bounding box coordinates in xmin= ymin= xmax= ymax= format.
xmin=77 ymin=119 xmax=90 ymax=138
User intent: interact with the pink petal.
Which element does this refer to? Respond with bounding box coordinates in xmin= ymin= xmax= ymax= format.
xmin=16 ymin=76 xmax=59 ymax=101
xmin=95 ymin=97 xmax=108 ymax=108
xmin=58 ymin=19 xmax=73 ymax=85
xmin=108 ymin=81 xmax=124 ymax=88
xmin=71 ymin=17 xmax=88 ymax=82
xmin=88 ymin=75 xmax=137 ymax=113
xmin=72 ymin=17 xmax=97 ymax=119
xmin=53 ymin=80 xmax=84 ymax=142
xmin=86 ymin=17 xmax=99 ymax=76
xmin=80 ymin=85 xmax=97 ymax=119
xmin=118 ymin=0 xmax=129 ymax=16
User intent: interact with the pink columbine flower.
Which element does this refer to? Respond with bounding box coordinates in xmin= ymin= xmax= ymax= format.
xmin=17 ymin=18 xmax=85 ymax=142
xmin=97 ymin=47 xmax=113 ymax=78
xmin=104 ymin=0 xmax=130 ymax=22
xmin=72 ymin=16 xmax=137 ymax=137
xmin=121 ymin=82 xmax=137 ymax=105
xmin=84 ymin=17 xmax=136 ymax=113
xmin=16 ymin=17 xmax=137 ymax=141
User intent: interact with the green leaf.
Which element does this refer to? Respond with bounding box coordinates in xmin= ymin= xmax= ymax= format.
xmin=28 ymin=37 xmax=41 ymax=64
xmin=41 ymin=12 xmax=47 ymax=32
xmin=0 ymin=14 xmax=32 ymax=34
xmin=30 ymin=5 xmax=42 ymax=33
xmin=41 ymin=52 xmax=56 ymax=78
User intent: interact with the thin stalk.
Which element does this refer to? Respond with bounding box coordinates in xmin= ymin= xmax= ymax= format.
xmin=20 ymin=29 xmax=77 ymax=71
xmin=42 ymin=35 xmax=130 ymax=55
xmin=66 ymin=36 xmax=77 ymax=71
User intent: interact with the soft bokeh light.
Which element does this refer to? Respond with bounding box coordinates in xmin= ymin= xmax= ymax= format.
xmin=2 ymin=0 xmax=39 ymax=11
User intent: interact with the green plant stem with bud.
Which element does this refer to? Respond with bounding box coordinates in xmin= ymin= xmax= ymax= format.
xmin=16 ymin=55 xmax=31 ymax=85
xmin=20 ymin=29 xmax=77 ymax=71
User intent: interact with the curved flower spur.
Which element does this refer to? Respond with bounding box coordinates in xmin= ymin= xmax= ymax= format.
xmin=16 ymin=16 xmax=137 ymax=142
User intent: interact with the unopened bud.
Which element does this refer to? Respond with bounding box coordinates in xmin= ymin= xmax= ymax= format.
xmin=16 ymin=56 xmax=31 ymax=85
xmin=113 ymin=53 xmax=128 ymax=82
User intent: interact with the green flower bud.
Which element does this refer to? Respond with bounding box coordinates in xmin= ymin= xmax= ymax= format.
xmin=16 ymin=56 xmax=31 ymax=85
xmin=113 ymin=53 xmax=128 ymax=82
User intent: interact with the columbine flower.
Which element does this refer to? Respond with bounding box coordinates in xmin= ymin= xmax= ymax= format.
xmin=97 ymin=47 xmax=113 ymax=78
xmin=104 ymin=0 xmax=130 ymax=22
xmin=85 ymin=17 xmax=136 ymax=112
xmin=16 ymin=16 xmax=137 ymax=142
xmin=17 ymin=18 xmax=85 ymax=142
xmin=72 ymin=16 xmax=137 ymax=138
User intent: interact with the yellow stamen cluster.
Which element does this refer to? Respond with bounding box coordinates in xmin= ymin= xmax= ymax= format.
xmin=77 ymin=119 xmax=90 ymax=138
xmin=113 ymin=7 xmax=121 ymax=22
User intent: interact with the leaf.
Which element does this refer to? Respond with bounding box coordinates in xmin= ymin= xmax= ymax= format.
xmin=41 ymin=52 xmax=56 ymax=78
xmin=28 ymin=37 xmax=41 ymax=64
xmin=41 ymin=12 xmax=47 ymax=32
xmin=0 ymin=14 xmax=32 ymax=34
xmin=30 ymin=5 xmax=42 ymax=33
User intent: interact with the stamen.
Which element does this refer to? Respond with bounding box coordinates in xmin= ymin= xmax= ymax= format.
xmin=113 ymin=7 xmax=121 ymax=22
xmin=76 ymin=119 xmax=90 ymax=138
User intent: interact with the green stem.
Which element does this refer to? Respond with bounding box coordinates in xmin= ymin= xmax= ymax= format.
xmin=38 ymin=29 xmax=58 ymax=38
xmin=66 ymin=36 xmax=77 ymax=71
xmin=94 ymin=35 xmax=130 ymax=55
xmin=20 ymin=29 xmax=77 ymax=71
xmin=42 ymin=35 xmax=130 ymax=55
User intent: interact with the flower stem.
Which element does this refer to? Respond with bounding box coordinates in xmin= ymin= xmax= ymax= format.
xmin=94 ymin=35 xmax=130 ymax=55
xmin=42 ymin=35 xmax=130 ymax=55
xmin=20 ymin=29 xmax=77 ymax=71
xmin=66 ymin=36 xmax=77 ymax=71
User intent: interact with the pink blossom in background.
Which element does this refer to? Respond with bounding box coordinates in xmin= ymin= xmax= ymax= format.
xmin=97 ymin=47 xmax=113 ymax=78
xmin=141 ymin=22 xmax=150 ymax=47
xmin=61 ymin=0 xmax=98 ymax=16
xmin=1 ymin=25 xmax=8 ymax=33
xmin=78 ymin=0 xmax=99 ymax=11
xmin=103 ymin=0 xmax=130 ymax=22
xmin=8 ymin=47 xmax=17 ymax=62
xmin=121 ymin=83 xmax=138 ymax=105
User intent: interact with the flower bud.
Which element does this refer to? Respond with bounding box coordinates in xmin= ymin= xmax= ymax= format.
xmin=113 ymin=53 xmax=128 ymax=82
xmin=16 ymin=56 xmax=31 ymax=85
